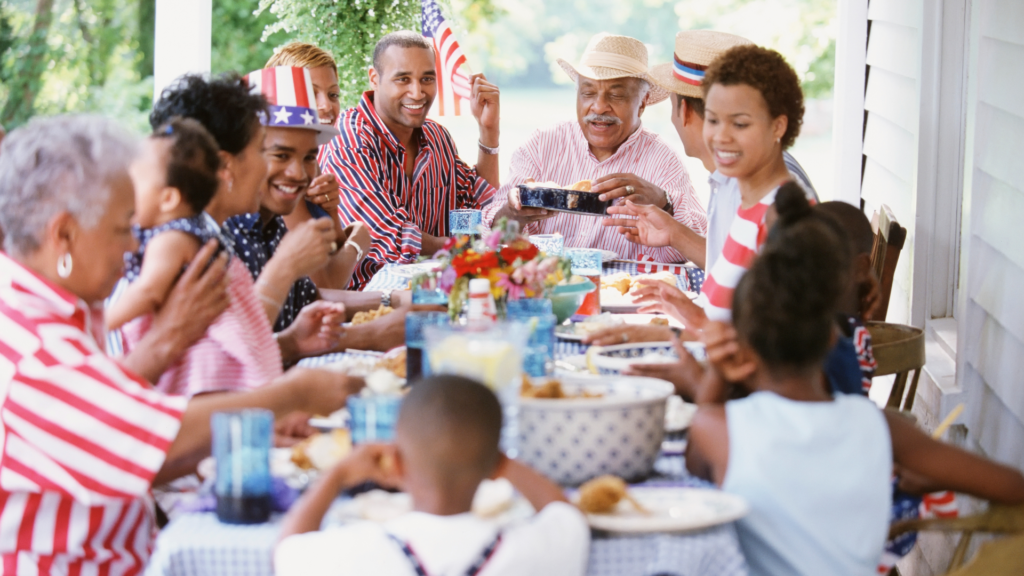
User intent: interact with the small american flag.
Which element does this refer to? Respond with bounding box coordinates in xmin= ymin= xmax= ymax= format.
xmin=421 ymin=0 xmax=472 ymax=116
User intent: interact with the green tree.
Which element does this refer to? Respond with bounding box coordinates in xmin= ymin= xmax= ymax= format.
xmin=0 ymin=0 xmax=56 ymax=128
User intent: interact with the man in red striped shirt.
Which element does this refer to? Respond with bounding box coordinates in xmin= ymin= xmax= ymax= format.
xmin=319 ymin=31 xmax=500 ymax=289
xmin=483 ymin=33 xmax=707 ymax=261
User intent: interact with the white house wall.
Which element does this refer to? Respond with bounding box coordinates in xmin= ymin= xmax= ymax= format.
xmin=959 ymin=0 xmax=1024 ymax=466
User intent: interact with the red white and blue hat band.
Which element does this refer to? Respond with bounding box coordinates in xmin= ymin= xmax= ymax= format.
xmin=673 ymin=56 xmax=708 ymax=86
xmin=244 ymin=66 xmax=340 ymax=145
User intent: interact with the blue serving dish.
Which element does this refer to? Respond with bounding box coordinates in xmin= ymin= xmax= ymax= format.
xmin=517 ymin=184 xmax=609 ymax=216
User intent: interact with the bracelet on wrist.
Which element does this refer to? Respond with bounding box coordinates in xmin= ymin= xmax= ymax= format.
xmin=478 ymin=140 xmax=499 ymax=155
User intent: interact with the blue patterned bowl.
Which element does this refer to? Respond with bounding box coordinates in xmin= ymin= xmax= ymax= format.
xmin=590 ymin=341 xmax=707 ymax=375
xmin=517 ymin=375 xmax=674 ymax=486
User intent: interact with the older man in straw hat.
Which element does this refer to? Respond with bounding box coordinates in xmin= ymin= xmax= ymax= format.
xmin=602 ymin=30 xmax=817 ymax=271
xmin=483 ymin=32 xmax=706 ymax=262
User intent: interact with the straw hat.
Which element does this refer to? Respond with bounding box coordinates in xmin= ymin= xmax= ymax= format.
xmin=557 ymin=33 xmax=670 ymax=105
xmin=649 ymin=30 xmax=753 ymax=99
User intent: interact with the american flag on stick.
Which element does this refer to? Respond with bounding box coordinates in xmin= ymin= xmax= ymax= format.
xmin=421 ymin=0 xmax=473 ymax=116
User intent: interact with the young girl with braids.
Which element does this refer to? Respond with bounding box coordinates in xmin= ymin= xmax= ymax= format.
xmin=686 ymin=191 xmax=1024 ymax=576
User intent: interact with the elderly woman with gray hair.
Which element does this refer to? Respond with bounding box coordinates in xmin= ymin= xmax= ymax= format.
xmin=0 ymin=115 xmax=362 ymax=574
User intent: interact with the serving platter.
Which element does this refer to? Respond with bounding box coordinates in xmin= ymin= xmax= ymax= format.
xmin=580 ymin=487 xmax=748 ymax=533
xmin=517 ymin=184 xmax=609 ymax=216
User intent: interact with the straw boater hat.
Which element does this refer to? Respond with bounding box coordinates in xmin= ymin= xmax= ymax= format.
xmin=557 ymin=33 xmax=670 ymax=105
xmin=243 ymin=66 xmax=341 ymax=145
xmin=650 ymin=30 xmax=753 ymax=99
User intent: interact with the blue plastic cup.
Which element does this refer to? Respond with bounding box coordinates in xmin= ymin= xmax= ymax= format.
xmin=212 ymin=409 xmax=273 ymax=524
xmin=528 ymin=234 xmax=564 ymax=257
xmin=405 ymin=311 xmax=450 ymax=382
xmin=506 ymin=299 xmax=556 ymax=377
xmin=348 ymin=395 xmax=403 ymax=443
xmin=449 ymin=209 xmax=483 ymax=235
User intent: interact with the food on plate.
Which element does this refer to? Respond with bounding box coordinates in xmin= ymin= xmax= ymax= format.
xmin=375 ymin=348 xmax=406 ymax=379
xmin=291 ymin=429 xmax=352 ymax=471
xmin=630 ymin=271 xmax=677 ymax=292
xmin=577 ymin=475 xmax=649 ymax=515
xmin=525 ymin=179 xmax=592 ymax=192
xmin=568 ymin=312 xmax=625 ymax=336
xmin=649 ymin=317 xmax=669 ymax=327
xmin=600 ymin=272 xmax=632 ymax=295
xmin=520 ymin=377 xmax=603 ymax=399
xmin=352 ymin=305 xmax=394 ymax=325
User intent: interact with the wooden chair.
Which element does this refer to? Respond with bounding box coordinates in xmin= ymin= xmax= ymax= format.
xmin=867 ymin=321 xmax=925 ymax=411
xmin=870 ymin=205 xmax=907 ymax=321
xmin=888 ymin=503 xmax=1024 ymax=575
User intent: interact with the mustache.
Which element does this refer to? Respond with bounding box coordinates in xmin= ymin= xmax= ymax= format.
xmin=583 ymin=114 xmax=622 ymax=125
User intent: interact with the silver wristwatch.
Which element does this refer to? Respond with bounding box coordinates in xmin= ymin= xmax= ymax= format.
xmin=381 ymin=289 xmax=393 ymax=308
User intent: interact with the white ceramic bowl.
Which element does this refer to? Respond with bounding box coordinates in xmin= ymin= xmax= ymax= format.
xmin=589 ymin=341 xmax=707 ymax=375
xmin=517 ymin=375 xmax=674 ymax=486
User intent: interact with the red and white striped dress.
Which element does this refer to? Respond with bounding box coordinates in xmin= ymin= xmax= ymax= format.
xmin=0 ymin=252 xmax=186 ymax=575
xmin=482 ymin=121 xmax=707 ymax=261
xmin=121 ymin=258 xmax=282 ymax=397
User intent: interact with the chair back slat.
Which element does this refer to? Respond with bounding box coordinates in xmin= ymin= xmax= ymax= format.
xmin=867 ymin=321 xmax=925 ymax=411
xmin=870 ymin=205 xmax=907 ymax=321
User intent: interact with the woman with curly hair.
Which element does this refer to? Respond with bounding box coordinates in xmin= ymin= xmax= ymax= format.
xmin=634 ymin=45 xmax=811 ymax=329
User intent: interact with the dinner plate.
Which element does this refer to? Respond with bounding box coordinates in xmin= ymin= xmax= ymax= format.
xmin=581 ymin=487 xmax=749 ymax=533
xmin=388 ymin=260 xmax=442 ymax=279
xmin=664 ymin=395 xmax=698 ymax=433
xmin=555 ymin=325 xmax=587 ymax=341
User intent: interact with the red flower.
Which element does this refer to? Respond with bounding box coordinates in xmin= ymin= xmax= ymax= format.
xmin=500 ymin=239 xmax=539 ymax=265
xmin=452 ymin=250 xmax=500 ymax=277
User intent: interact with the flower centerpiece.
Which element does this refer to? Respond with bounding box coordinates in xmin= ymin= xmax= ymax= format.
xmin=411 ymin=218 xmax=572 ymax=320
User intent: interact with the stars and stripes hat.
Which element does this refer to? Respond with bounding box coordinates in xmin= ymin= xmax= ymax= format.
xmin=243 ymin=66 xmax=340 ymax=145
xmin=557 ymin=33 xmax=669 ymax=105
xmin=650 ymin=30 xmax=753 ymax=99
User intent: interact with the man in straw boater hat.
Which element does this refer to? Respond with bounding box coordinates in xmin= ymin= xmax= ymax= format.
xmin=601 ymin=30 xmax=817 ymax=272
xmin=483 ymin=32 xmax=707 ymax=262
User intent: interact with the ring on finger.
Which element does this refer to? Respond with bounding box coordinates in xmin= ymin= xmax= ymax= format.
xmin=621 ymin=333 xmax=629 ymax=343
xmin=625 ymin=185 xmax=635 ymax=196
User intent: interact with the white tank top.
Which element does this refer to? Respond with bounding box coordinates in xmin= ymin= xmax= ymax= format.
xmin=722 ymin=391 xmax=892 ymax=576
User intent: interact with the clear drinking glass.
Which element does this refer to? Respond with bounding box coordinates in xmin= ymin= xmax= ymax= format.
xmin=405 ymin=311 xmax=450 ymax=382
xmin=212 ymin=409 xmax=273 ymax=524
xmin=449 ymin=209 xmax=483 ymax=236
xmin=528 ymin=234 xmax=565 ymax=256
xmin=566 ymin=248 xmax=603 ymax=316
xmin=348 ymin=395 xmax=403 ymax=443
xmin=505 ymin=299 xmax=556 ymax=377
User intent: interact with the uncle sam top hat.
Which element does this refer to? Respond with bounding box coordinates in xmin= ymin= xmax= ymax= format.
xmin=244 ymin=66 xmax=340 ymax=145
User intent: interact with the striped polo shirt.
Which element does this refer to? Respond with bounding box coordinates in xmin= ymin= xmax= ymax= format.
xmin=319 ymin=91 xmax=495 ymax=289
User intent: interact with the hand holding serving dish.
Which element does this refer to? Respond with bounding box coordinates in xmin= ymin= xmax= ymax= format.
xmin=517 ymin=179 xmax=609 ymax=216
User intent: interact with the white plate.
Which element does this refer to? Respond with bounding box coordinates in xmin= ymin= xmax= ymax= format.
xmin=582 ymin=487 xmax=749 ymax=533
xmin=555 ymin=325 xmax=587 ymax=341
xmin=665 ymin=395 xmax=698 ymax=432
xmin=600 ymin=250 xmax=617 ymax=262
xmin=389 ymin=260 xmax=442 ymax=279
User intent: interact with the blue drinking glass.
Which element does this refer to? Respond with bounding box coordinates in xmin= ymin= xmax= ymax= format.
xmin=506 ymin=299 xmax=557 ymax=377
xmin=212 ymin=409 xmax=273 ymax=524
xmin=348 ymin=395 xmax=403 ymax=443
xmin=528 ymin=234 xmax=564 ymax=257
xmin=412 ymin=287 xmax=449 ymax=306
xmin=565 ymin=248 xmax=603 ymax=275
xmin=449 ymin=209 xmax=483 ymax=235
xmin=405 ymin=311 xmax=450 ymax=382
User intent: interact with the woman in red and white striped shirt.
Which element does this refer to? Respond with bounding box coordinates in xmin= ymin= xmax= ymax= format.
xmin=635 ymin=45 xmax=810 ymax=329
xmin=0 ymin=116 xmax=362 ymax=575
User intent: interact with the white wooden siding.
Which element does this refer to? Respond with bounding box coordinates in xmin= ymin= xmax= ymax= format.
xmin=861 ymin=0 xmax=924 ymax=324
xmin=959 ymin=0 xmax=1024 ymax=465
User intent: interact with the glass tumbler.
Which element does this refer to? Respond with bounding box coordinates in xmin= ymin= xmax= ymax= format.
xmin=566 ymin=248 xmax=603 ymax=316
xmin=528 ymin=234 xmax=564 ymax=257
xmin=348 ymin=395 xmax=403 ymax=443
xmin=405 ymin=311 xmax=450 ymax=382
xmin=449 ymin=209 xmax=483 ymax=236
xmin=505 ymin=299 xmax=556 ymax=377
xmin=212 ymin=409 xmax=273 ymax=525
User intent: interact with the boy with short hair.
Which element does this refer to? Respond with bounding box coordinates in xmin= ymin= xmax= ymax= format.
xmin=275 ymin=375 xmax=590 ymax=576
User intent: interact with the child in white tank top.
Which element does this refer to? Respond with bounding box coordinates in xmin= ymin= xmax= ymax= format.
xmin=686 ymin=186 xmax=1024 ymax=576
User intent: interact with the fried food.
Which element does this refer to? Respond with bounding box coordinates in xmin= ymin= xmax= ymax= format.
xmin=520 ymin=377 xmax=603 ymax=399
xmin=291 ymin=429 xmax=352 ymax=471
xmin=600 ymin=272 xmax=632 ymax=295
xmin=375 ymin=348 xmax=406 ymax=379
xmin=649 ymin=317 xmax=669 ymax=327
xmin=577 ymin=475 xmax=649 ymax=514
xmin=352 ymin=305 xmax=394 ymax=325
xmin=629 ymin=271 xmax=676 ymax=292
xmin=567 ymin=179 xmax=592 ymax=192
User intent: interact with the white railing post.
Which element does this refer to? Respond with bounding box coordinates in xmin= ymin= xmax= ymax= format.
xmin=153 ymin=0 xmax=212 ymax=101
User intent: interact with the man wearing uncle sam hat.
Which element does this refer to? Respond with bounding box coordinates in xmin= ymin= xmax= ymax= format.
xmin=483 ymin=32 xmax=707 ymax=264
xmin=220 ymin=66 xmax=369 ymax=333
xmin=603 ymin=30 xmax=817 ymax=272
